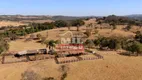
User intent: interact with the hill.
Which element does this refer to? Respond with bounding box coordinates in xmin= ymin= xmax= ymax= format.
xmin=1 ymin=19 xmax=142 ymax=80
xmin=0 ymin=15 xmax=93 ymax=21
xmin=127 ymin=14 xmax=142 ymax=20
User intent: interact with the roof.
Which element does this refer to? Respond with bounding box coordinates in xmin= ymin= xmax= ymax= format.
xmin=27 ymin=50 xmax=39 ymax=54
xmin=18 ymin=50 xmax=27 ymax=55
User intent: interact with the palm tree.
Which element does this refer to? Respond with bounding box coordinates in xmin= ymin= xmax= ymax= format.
xmin=43 ymin=40 xmax=59 ymax=50
xmin=49 ymin=40 xmax=59 ymax=50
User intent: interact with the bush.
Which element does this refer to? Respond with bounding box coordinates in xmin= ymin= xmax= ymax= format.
xmin=21 ymin=70 xmax=41 ymax=80
xmin=84 ymin=39 xmax=94 ymax=48
xmin=58 ymin=65 xmax=69 ymax=80
xmin=93 ymin=37 xmax=126 ymax=50
xmin=125 ymin=25 xmax=132 ymax=31
xmin=58 ymin=65 xmax=69 ymax=73
xmin=135 ymin=32 xmax=142 ymax=43
xmin=42 ymin=77 xmax=55 ymax=80
xmin=125 ymin=41 xmax=142 ymax=55
xmin=61 ymin=72 xmax=67 ymax=80
xmin=36 ymin=33 xmax=42 ymax=39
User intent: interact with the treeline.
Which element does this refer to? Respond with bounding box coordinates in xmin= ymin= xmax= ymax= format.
xmin=85 ymin=32 xmax=142 ymax=56
xmin=97 ymin=15 xmax=142 ymax=27
xmin=0 ymin=19 xmax=85 ymax=40
xmin=0 ymin=15 xmax=91 ymax=21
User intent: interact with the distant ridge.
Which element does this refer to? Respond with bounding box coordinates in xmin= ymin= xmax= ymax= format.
xmin=0 ymin=14 xmax=142 ymax=21
xmin=0 ymin=15 xmax=96 ymax=21
xmin=126 ymin=14 xmax=142 ymax=20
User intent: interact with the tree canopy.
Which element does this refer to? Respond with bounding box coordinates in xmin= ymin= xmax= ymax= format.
xmin=71 ymin=19 xmax=85 ymax=26
xmin=54 ymin=20 xmax=68 ymax=27
xmin=0 ymin=37 xmax=9 ymax=54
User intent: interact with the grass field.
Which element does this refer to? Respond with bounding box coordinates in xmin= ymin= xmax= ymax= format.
xmin=9 ymin=25 xmax=137 ymax=51
xmin=0 ymin=21 xmax=27 ymax=27
xmin=20 ymin=19 xmax=53 ymax=23
xmin=0 ymin=51 xmax=142 ymax=80
xmin=9 ymin=39 xmax=46 ymax=51
xmin=2 ymin=20 xmax=142 ymax=80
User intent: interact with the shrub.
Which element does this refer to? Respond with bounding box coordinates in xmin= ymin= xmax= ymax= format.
xmin=42 ymin=77 xmax=55 ymax=80
xmin=60 ymin=72 xmax=67 ymax=80
xmin=58 ymin=65 xmax=69 ymax=80
xmin=36 ymin=33 xmax=42 ymax=40
xmin=21 ymin=70 xmax=41 ymax=80
xmin=135 ymin=32 xmax=142 ymax=43
xmin=125 ymin=41 xmax=142 ymax=55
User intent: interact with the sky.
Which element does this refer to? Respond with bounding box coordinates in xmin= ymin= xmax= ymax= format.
xmin=0 ymin=0 xmax=142 ymax=16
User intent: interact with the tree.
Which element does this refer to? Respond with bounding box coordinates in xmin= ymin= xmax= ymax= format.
xmin=0 ymin=37 xmax=9 ymax=64
xmin=71 ymin=19 xmax=85 ymax=31
xmin=94 ymin=39 xmax=101 ymax=46
xmin=125 ymin=24 xmax=132 ymax=31
xmin=41 ymin=37 xmax=46 ymax=44
xmin=36 ymin=33 xmax=42 ymax=40
xmin=97 ymin=21 xmax=102 ymax=25
xmin=100 ymin=37 xmax=110 ymax=49
xmin=9 ymin=33 xmax=18 ymax=41
xmin=108 ymin=38 xmax=121 ymax=50
xmin=84 ymin=29 xmax=92 ymax=37
xmin=30 ymin=34 xmax=36 ymax=40
xmin=109 ymin=22 xmax=116 ymax=31
xmin=54 ymin=20 xmax=67 ymax=28
xmin=43 ymin=40 xmax=58 ymax=50
xmin=0 ymin=37 xmax=9 ymax=54
xmin=48 ymin=40 xmax=58 ymax=50
xmin=112 ymin=23 xmax=117 ymax=30
xmin=135 ymin=32 xmax=142 ymax=43
xmin=84 ymin=39 xmax=94 ymax=48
